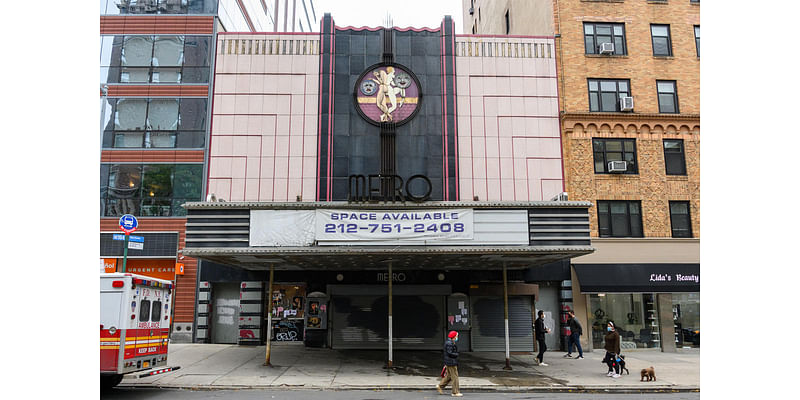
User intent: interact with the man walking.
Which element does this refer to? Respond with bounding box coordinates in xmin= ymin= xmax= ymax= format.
xmin=534 ymin=310 xmax=550 ymax=366
xmin=564 ymin=310 xmax=584 ymax=359
xmin=437 ymin=331 xmax=463 ymax=397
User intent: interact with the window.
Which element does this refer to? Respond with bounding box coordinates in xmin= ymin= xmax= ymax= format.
xmin=152 ymin=300 xmax=162 ymax=321
xmin=669 ymin=201 xmax=693 ymax=238
xmin=593 ymin=138 xmax=638 ymax=174
xmin=597 ymin=200 xmax=644 ymax=238
xmin=100 ymin=0 xmax=219 ymax=15
xmin=139 ymin=299 xmax=151 ymax=322
xmin=102 ymin=98 xmax=207 ymax=149
xmin=694 ymin=26 xmax=700 ymax=57
xmin=588 ymin=79 xmax=630 ymax=112
xmin=100 ymin=35 xmax=212 ymax=84
xmin=650 ymin=24 xmax=673 ymax=56
xmin=584 ymin=22 xmax=627 ymax=55
xmin=663 ymin=139 xmax=686 ymax=175
xmin=657 ymin=80 xmax=679 ymax=113
xmin=505 ymin=10 xmax=510 ymax=34
xmin=101 ymin=163 xmax=203 ymax=217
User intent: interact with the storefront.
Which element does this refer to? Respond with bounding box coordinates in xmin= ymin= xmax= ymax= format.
xmin=573 ymin=263 xmax=700 ymax=351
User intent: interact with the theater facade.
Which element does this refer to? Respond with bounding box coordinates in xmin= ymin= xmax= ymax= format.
xmin=182 ymin=15 xmax=593 ymax=351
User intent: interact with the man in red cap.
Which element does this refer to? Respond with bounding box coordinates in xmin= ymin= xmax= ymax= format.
xmin=437 ymin=331 xmax=463 ymax=396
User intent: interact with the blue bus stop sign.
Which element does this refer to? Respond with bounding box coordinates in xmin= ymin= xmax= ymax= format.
xmin=119 ymin=214 xmax=138 ymax=233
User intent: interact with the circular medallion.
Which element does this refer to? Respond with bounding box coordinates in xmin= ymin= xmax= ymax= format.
xmin=353 ymin=63 xmax=421 ymax=126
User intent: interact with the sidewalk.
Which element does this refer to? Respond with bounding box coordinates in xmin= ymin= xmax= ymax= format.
xmin=121 ymin=343 xmax=699 ymax=392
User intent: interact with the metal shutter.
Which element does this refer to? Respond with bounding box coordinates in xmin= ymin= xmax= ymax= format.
xmin=331 ymin=295 xmax=444 ymax=350
xmin=470 ymin=296 xmax=534 ymax=352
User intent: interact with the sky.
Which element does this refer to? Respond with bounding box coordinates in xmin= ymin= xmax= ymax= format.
xmin=313 ymin=0 xmax=464 ymax=33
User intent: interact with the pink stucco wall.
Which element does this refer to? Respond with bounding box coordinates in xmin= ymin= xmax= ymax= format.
xmin=209 ymin=34 xmax=319 ymax=202
xmin=454 ymin=37 xmax=563 ymax=201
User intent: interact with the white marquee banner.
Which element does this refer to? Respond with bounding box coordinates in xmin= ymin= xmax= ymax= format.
xmin=315 ymin=209 xmax=474 ymax=242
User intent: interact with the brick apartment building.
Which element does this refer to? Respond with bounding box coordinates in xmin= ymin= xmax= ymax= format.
xmin=463 ymin=0 xmax=700 ymax=352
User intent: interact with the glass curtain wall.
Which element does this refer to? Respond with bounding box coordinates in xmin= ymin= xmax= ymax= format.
xmin=101 ymin=164 xmax=203 ymax=217
xmin=100 ymin=0 xmax=219 ymax=15
xmin=101 ymin=98 xmax=207 ymax=149
xmin=100 ymin=35 xmax=211 ymax=84
xmin=588 ymin=293 xmax=661 ymax=350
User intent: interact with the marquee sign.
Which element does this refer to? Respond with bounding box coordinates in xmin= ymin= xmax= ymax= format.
xmin=315 ymin=209 xmax=473 ymax=242
xmin=354 ymin=63 xmax=421 ymax=126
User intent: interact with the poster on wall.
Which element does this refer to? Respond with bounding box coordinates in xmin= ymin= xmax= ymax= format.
xmin=315 ymin=209 xmax=474 ymax=242
xmin=269 ymin=284 xmax=307 ymax=342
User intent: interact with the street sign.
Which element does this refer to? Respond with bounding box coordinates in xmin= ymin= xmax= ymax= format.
xmin=128 ymin=235 xmax=144 ymax=243
xmin=113 ymin=234 xmax=126 ymax=241
xmin=119 ymin=214 xmax=138 ymax=233
xmin=128 ymin=241 xmax=144 ymax=250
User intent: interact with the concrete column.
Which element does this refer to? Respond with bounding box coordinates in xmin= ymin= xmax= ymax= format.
xmin=657 ymin=293 xmax=676 ymax=353
xmin=570 ymin=266 xmax=592 ymax=352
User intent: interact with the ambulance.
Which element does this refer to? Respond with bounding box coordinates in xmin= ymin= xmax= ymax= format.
xmin=100 ymin=273 xmax=180 ymax=389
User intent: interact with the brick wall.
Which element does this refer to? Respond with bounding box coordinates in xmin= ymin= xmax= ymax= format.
xmin=554 ymin=0 xmax=700 ymax=238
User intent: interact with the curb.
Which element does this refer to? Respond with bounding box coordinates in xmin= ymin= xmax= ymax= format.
xmin=118 ymin=383 xmax=700 ymax=393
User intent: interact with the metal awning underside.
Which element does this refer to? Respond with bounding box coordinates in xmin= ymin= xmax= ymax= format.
xmin=181 ymin=201 xmax=595 ymax=271
xmin=181 ymin=245 xmax=594 ymax=271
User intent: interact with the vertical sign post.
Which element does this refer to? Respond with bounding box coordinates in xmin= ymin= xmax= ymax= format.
xmin=118 ymin=214 xmax=138 ymax=273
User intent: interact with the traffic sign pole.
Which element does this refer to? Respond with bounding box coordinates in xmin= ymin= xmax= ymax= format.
xmin=122 ymin=232 xmax=129 ymax=273
xmin=118 ymin=214 xmax=139 ymax=274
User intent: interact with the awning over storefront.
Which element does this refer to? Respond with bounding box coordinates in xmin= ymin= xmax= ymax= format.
xmin=573 ymin=263 xmax=700 ymax=293
xmin=181 ymin=201 xmax=595 ymax=271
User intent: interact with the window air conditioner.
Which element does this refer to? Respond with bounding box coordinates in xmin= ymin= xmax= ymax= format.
xmin=599 ymin=42 xmax=615 ymax=54
xmin=620 ymin=96 xmax=634 ymax=111
xmin=469 ymin=7 xmax=475 ymax=15
xmin=608 ymin=161 xmax=628 ymax=173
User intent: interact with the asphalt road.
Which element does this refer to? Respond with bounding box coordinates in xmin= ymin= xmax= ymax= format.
xmin=102 ymin=388 xmax=700 ymax=400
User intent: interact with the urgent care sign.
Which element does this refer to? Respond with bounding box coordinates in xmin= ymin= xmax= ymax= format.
xmin=116 ymin=259 xmax=177 ymax=281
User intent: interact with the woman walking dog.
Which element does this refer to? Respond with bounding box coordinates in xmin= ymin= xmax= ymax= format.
xmin=602 ymin=321 xmax=622 ymax=378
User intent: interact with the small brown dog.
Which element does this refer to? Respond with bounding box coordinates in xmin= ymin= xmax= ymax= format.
xmin=640 ymin=366 xmax=656 ymax=382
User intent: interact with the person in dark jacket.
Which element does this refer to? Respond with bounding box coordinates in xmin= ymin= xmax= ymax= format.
xmin=437 ymin=331 xmax=463 ymax=397
xmin=603 ymin=321 xmax=622 ymax=378
xmin=564 ymin=310 xmax=584 ymax=359
xmin=534 ymin=310 xmax=551 ymax=366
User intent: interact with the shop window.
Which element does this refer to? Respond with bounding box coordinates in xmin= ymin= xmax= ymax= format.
xmin=589 ymin=293 xmax=661 ymax=349
xmin=139 ymin=299 xmax=151 ymax=322
xmin=672 ymin=293 xmax=700 ymax=348
xmin=597 ymin=200 xmax=644 ymax=238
